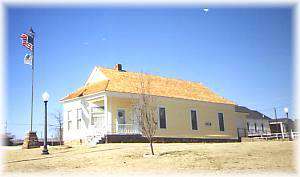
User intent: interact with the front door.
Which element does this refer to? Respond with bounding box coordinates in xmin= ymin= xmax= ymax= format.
xmin=117 ymin=109 xmax=126 ymax=133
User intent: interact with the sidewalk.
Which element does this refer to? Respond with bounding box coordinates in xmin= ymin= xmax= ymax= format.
xmin=0 ymin=146 xmax=22 ymax=151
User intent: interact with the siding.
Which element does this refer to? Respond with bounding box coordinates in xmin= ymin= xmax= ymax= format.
xmin=109 ymin=95 xmax=242 ymax=139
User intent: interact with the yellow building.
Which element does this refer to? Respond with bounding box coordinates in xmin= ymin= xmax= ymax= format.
xmin=60 ymin=64 xmax=247 ymax=143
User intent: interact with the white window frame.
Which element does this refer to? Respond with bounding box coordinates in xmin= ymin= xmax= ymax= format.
xmin=218 ymin=112 xmax=225 ymax=132
xmin=76 ymin=108 xmax=82 ymax=130
xmin=90 ymin=106 xmax=101 ymax=126
xmin=116 ymin=108 xmax=126 ymax=133
xmin=116 ymin=108 xmax=126 ymax=124
xmin=67 ymin=110 xmax=72 ymax=131
xmin=158 ymin=106 xmax=167 ymax=129
xmin=190 ymin=109 xmax=198 ymax=130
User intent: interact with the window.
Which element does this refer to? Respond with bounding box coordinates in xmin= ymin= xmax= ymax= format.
xmin=247 ymin=122 xmax=250 ymax=131
xmin=91 ymin=106 xmax=102 ymax=126
xmin=77 ymin=109 xmax=82 ymax=129
xmin=67 ymin=110 xmax=72 ymax=131
xmin=91 ymin=117 xmax=95 ymax=125
xmin=117 ymin=109 xmax=126 ymax=124
xmin=218 ymin=113 xmax=225 ymax=131
xmin=117 ymin=109 xmax=126 ymax=132
xmin=254 ymin=123 xmax=257 ymax=132
xmin=261 ymin=123 xmax=264 ymax=132
xmin=159 ymin=107 xmax=166 ymax=129
xmin=191 ymin=110 xmax=198 ymax=130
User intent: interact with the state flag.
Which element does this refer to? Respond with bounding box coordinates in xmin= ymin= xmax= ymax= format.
xmin=24 ymin=54 xmax=32 ymax=65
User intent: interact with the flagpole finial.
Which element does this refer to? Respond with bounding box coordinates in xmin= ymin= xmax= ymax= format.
xmin=29 ymin=27 xmax=35 ymax=34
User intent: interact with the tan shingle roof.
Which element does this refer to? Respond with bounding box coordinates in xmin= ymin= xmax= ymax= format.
xmin=60 ymin=80 xmax=108 ymax=101
xmin=61 ymin=67 xmax=235 ymax=105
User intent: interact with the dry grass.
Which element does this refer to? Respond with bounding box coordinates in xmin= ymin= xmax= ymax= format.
xmin=2 ymin=141 xmax=296 ymax=174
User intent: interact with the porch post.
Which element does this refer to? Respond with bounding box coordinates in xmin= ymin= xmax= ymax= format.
xmin=104 ymin=94 xmax=112 ymax=134
xmin=291 ymin=129 xmax=294 ymax=140
xmin=280 ymin=122 xmax=284 ymax=139
xmin=104 ymin=94 xmax=108 ymax=134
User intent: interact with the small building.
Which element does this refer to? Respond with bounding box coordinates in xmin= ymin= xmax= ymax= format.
xmin=60 ymin=64 xmax=247 ymax=144
xmin=235 ymin=106 xmax=271 ymax=137
xmin=269 ymin=118 xmax=296 ymax=133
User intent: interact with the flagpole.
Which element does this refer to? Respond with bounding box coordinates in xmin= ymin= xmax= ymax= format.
xmin=30 ymin=27 xmax=35 ymax=132
xmin=21 ymin=27 xmax=39 ymax=149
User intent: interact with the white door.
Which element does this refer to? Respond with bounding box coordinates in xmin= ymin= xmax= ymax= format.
xmin=117 ymin=109 xmax=126 ymax=133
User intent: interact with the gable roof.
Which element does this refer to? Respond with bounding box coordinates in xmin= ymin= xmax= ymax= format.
xmin=61 ymin=66 xmax=235 ymax=105
xmin=269 ymin=118 xmax=294 ymax=123
xmin=235 ymin=106 xmax=271 ymax=120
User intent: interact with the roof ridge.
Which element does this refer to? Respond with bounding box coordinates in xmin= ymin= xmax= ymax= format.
xmin=98 ymin=66 xmax=231 ymax=102
xmin=97 ymin=66 xmax=207 ymax=87
xmin=61 ymin=66 xmax=235 ymax=104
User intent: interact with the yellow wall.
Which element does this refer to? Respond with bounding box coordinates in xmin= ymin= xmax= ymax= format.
xmin=109 ymin=95 xmax=245 ymax=139
xmin=109 ymin=97 xmax=135 ymax=133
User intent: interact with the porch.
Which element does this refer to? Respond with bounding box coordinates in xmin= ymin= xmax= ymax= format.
xmin=115 ymin=124 xmax=140 ymax=134
xmin=85 ymin=94 xmax=141 ymax=136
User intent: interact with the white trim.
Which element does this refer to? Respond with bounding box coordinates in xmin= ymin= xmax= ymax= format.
xmin=190 ymin=109 xmax=198 ymax=131
xmin=217 ymin=112 xmax=225 ymax=132
xmin=76 ymin=108 xmax=82 ymax=130
xmin=60 ymin=91 xmax=106 ymax=103
xmin=104 ymin=95 xmax=108 ymax=134
xmin=67 ymin=110 xmax=72 ymax=121
xmin=62 ymin=90 xmax=235 ymax=107
xmin=106 ymin=91 xmax=235 ymax=107
xmin=84 ymin=66 xmax=98 ymax=86
xmin=280 ymin=122 xmax=284 ymax=138
xmin=90 ymin=105 xmax=103 ymax=126
xmin=157 ymin=106 xmax=167 ymax=129
xmin=84 ymin=66 xmax=109 ymax=86
xmin=67 ymin=110 xmax=72 ymax=131
xmin=116 ymin=108 xmax=126 ymax=123
xmin=107 ymin=96 xmax=112 ymax=134
xmin=116 ymin=108 xmax=126 ymax=133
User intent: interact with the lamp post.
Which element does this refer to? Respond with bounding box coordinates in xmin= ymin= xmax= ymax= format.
xmin=42 ymin=92 xmax=50 ymax=155
xmin=284 ymin=107 xmax=289 ymax=119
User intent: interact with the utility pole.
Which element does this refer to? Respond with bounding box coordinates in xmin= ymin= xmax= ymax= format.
xmin=274 ymin=107 xmax=278 ymax=121
xmin=274 ymin=107 xmax=279 ymax=133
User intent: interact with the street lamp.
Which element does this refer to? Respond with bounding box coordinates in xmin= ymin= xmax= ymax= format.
xmin=284 ymin=107 xmax=289 ymax=119
xmin=42 ymin=92 xmax=49 ymax=155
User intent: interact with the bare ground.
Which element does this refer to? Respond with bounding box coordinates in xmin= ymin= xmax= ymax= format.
xmin=2 ymin=141 xmax=296 ymax=174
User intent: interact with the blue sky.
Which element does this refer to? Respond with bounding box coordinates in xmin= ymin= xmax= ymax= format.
xmin=6 ymin=6 xmax=293 ymax=138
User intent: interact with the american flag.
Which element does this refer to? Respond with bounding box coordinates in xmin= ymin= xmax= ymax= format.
xmin=20 ymin=33 xmax=34 ymax=51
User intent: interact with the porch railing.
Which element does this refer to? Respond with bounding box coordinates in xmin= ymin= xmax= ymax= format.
xmin=91 ymin=113 xmax=105 ymax=129
xmin=116 ymin=124 xmax=140 ymax=134
xmin=238 ymin=128 xmax=299 ymax=140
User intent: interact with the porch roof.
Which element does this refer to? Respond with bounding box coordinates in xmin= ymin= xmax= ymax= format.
xmin=61 ymin=66 xmax=235 ymax=105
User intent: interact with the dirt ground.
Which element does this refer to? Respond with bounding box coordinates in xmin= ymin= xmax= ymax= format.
xmin=2 ymin=141 xmax=297 ymax=175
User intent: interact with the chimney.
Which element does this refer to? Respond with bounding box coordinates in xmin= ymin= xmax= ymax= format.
xmin=114 ymin=64 xmax=123 ymax=71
